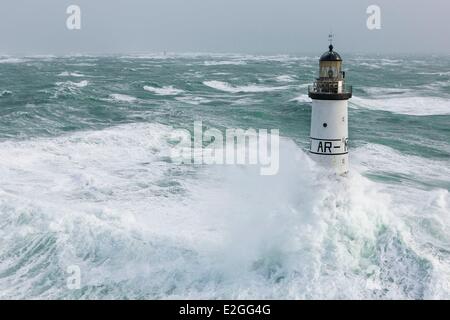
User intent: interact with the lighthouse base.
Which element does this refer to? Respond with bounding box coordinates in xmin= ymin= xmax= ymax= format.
xmin=309 ymin=152 xmax=349 ymax=175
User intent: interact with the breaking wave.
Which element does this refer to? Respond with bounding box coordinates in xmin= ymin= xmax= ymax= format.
xmin=109 ymin=94 xmax=138 ymax=103
xmin=351 ymin=96 xmax=450 ymax=116
xmin=203 ymin=80 xmax=289 ymax=93
xmin=204 ymin=60 xmax=247 ymax=66
xmin=0 ymin=122 xmax=449 ymax=299
xmin=56 ymin=80 xmax=89 ymax=89
xmin=144 ymin=85 xmax=184 ymax=96
xmin=58 ymin=72 xmax=86 ymax=77
xmin=275 ymin=75 xmax=296 ymax=83
xmin=175 ymin=96 xmax=212 ymax=105
xmin=0 ymin=90 xmax=12 ymax=97
xmin=291 ymin=94 xmax=312 ymax=103
xmin=53 ymin=80 xmax=89 ymax=98
xmin=0 ymin=57 xmax=27 ymax=64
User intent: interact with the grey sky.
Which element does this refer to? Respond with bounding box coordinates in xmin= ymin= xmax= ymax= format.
xmin=0 ymin=0 xmax=448 ymax=55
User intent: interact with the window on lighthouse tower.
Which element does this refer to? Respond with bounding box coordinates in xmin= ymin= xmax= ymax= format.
xmin=328 ymin=68 xmax=334 ymax=78
xmin=319 ymin=62 xmax=341 ymax=79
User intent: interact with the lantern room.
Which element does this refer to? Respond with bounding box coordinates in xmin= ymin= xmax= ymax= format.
xmin=308 ymin=42 xmax=352 ymax=100
xmin=319 ymin=44 xmax=343 ymax=79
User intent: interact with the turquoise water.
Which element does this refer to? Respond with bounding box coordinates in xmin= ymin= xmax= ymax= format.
xmin=0 ymin=53 xmax=449 ymax=299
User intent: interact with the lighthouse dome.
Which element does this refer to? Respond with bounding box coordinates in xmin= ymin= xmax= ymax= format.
xmin=320 ymin=45 xmax=342 ymax=62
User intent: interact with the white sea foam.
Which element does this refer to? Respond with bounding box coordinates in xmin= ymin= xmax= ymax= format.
xmin=418 ymin=71 xmax=450 ymax=76
xmin=360 ymin=87 xmax=412 ymax=96
xmin=275 ymin=75 xmax=296 ymax=83
xmin=353 ymin=143 xmax=450 ymax=188
xmin=351 ymin=95 xmax=450 ymax=116
xmin=144 ymin=85 xmax=184 ymax=96
xmin=204 ymin=60 xmax=247 ymax=66
xmin=120 ymin=53 xmax=174 ymax=60
xmin=237 ymin=54 xmax=312 ymax=63
xmin=57 ymin=80 xmax=89 ymax=88
xmin=109 ymin=94 xmax=138 ymax=103
xmin=357 ymin=62 xmax=383 ymax=69
xmin=175 ymin=96 xmax=212 ymax=105
xmin=0 ymin=90 xmax=12 ymax=97
xmin=58 ymin=71 xmax=85 ymax=77
xmin=352 ymin=58 xmax=402 ymax=63
xmin=0 ymin=57 xmax=27 ymax=64
xmin=66 ymin=63 xmax=97 ymax=67
xmin=120 ymin=53 xmax=311 ymax=64
xmin=203 ymin=80 xmax=289 ymax=93
xmin=53 ymin=80 xmax=89 ymax=97
xmin=291 ymin=94 xmax=312 ymax=103
xmin=0 ymin=123 xmax=448 ymax=299
xmin=352 ymin=58 xmax=403 ymax=69
xmin=27 ymin=54 xmax=57 ymax=59
xmin=231 ymin=97 xmax=264 ymax=106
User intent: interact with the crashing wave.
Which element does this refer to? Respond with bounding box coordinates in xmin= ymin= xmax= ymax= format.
xmin=144 ymin=85 xmax=184 ymax=96
xmin=203 ymin=80 xmax=289 ymax=93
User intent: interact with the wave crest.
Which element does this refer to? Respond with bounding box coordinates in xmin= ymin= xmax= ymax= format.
xmin=203 ymin=80 xmax=289 ymax=93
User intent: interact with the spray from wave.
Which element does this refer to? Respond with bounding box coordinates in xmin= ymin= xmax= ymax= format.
xmin=0 ymin=123 xmax=448 ymax=299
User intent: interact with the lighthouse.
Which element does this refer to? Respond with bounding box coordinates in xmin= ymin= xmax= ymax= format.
xmin=308 ymin=38 xmax=352 ymax=175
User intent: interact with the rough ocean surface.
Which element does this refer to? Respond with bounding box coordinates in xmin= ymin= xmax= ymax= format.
xmin=0 ymin=53 xmax=449 ymax=299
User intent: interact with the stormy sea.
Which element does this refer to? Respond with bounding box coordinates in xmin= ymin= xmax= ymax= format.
xmin=0 ymin=53 xmax=449 ymax=299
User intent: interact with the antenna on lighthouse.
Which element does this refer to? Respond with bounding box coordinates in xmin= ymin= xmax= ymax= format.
xmin=328 ymin=33 xmax=334 ymax=45
xmin=328 ymin=32 xmax=334 ymax=51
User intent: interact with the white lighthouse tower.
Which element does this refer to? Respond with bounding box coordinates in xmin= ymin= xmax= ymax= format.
xmin=308 ymin=38 xmax=352 ymax=175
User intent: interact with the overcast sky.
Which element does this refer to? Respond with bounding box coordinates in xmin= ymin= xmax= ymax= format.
xmin=0 ymin=0 xmax=448 ymax=55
